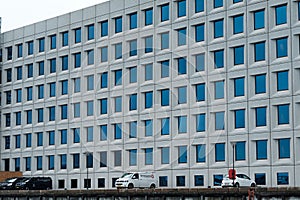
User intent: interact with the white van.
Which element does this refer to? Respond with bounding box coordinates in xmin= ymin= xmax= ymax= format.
xmin=115 ymin=172 xmax=157 ymax=189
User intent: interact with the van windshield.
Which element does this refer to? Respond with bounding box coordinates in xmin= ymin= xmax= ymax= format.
xmin=121 ymin=173 xmax=133 ymax=178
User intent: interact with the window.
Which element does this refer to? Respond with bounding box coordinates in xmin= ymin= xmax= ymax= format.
xmin=215 ymin=81 xmax=224 ymax=99
xmin=278 ymin=104 xmax=289 ymax=125
xmin=161 ymin=32 xmax=169 ymax=50
xmin=101 ymin=47 xmax=108 ymax=62
xmin=6 ymin=69 xmax=12 ymax=82
xmin=235 ymin=141 xmax=246 ymax=161
xmin=145 ymin=36 xmax=153 ymax=53
xmin=215 ymin=111 xmax=225 ymax=130
xmin=114 ymin=150 xmax=122 ymax=166
xmin=213 ymin=175 xmax=223 ymax=186
xmin=4 ymin=136 xmax=10 ymax=149
xmin=254 ymin=41 xmax=265 ymax=62
xmin=15 ymin=158 xmax=20 ymax=171
xmin=214 ymin=49 xmax=224 ymax=68
xmin=26 ymin=110 xmax=32 ymax=124
xmin=87 ymin=49 xmax=94 ymax=65
xmin=145 ymin=148 xmax=153 ymax=165
xmin=161 ymin=118 xmax=170 ymax=135
xmin=214 ymin=19 xmax=224 ymax=38
xmin=129 ymin=67 xmax=137 ymax=83
xmin=234 ymin=77 xmax=244 ymax=97
xmin=27 ymin=41 xmax=34 ymax=55
xmin=114 ymin=123 xmax=122 ymax=139
xmin=256 ymin=140 xmax=267 ymax=160
xmin=176 ymin=176 xmax=186 ymax=187
xmin=62 ymin=31 xmax=68 ymax=46
xmin=215 ymin=143 xmax=225 ymax=162
xmin=73 ymin=128 xmax=80 ymax=143
xmin=16 ymin=89 xmax=22 ymax=103
xmin=129 ymin=40 xmax=137 ymax=56
xmin=61 ymin=80 xmax=68 ymax=95
xmin=161 ymin=60 xmax=169 ymax=78
xmin=256 ymin=107 xmax=267 ymax=127
xmin=145 ymin=91 xmax=153 ymax=109
xmin=178 ymin=87 xmax=187 ymax=104
xmin=178 ymin=146 xmax=187 ymax=163
xmin=145 ymin=8 xmax=153 ymax=26
xmin=61 ymin=129 xmax=67 ymax=144
xmin=27 ymin=87 xmax=32 ymax=101
xmin=38 ymin=61 xmax=44 ymax=75
xmin=87 ymin=127 xmax=93 ymax=142
xmin=49 ymin=131 xmax=55 ymax=145
xmin=275 ymin=4 xmax=287 ymax=25
xmin=60 ymin=154 xmax=67 ymax=169
xmin=98 ymin=178 xmax=105 ymax=188
xmin=214 ymin=0 xmax=223 ymax=8
xmin=161 ymin=4 xmax=169 ymax=22
xmin=196 ymin=83 xmax=205 ymax=102
xmin=196 ymin=144 xmax=206 ymax=162
xmin=73 ymin=154 xmax=80 ymax=168
xmin=177 ymin=28 xmax=187 ymax=46
xmin=159 ymin=176 xmax=168 ymax=187
xmin=25 ymin=157 xmax=31 ymax=171
xmin=276 ymin=37 xmax=288 ymax=58
xmin=144 ymin=64 xmax=153 ymax=81
xmin=5 ymin=113 xmax=11 ymax=127
xmin=87 ymin=101 xmax=94 ymax=116
xmin=74 ymin=103 xmax=80 ymax=118
xmin=38 ymin=85 xmax=44 ymax=99
xmin=6 ymin=91 xmax=11 ymax=104
xmin=101 ymin=72 xmax=108 ymax=88
xmin=48 ymin=155 xmax=55 ymax=170
xmin=87 ymin=24 xmax=94 ymax=40
xmin=101 ymin=20 xmax=108 ymax=37
xmin=129 ymin=94 xmax=137 ymax=111
xmin=195 ymin=175 xmax=204 ymax=186
xmin=145 ymin=120 xmax=153 ymax=137
xmin=86 ymin=153 xmax=93 ymax=168
xmin=161 ymin=89 xmax=170 ymax=106
xmin=100 ymin=98 xmax=108 ymax=114
xmin=195 ymin=24 xmax=204 ymax=42
xmin=195 ymin=0 xmax=204 ymax=13
xmin=75 ymin=28 xmax=81 ymax=43
xmin=37 ymin=132 xmax=43 ymax=146
xmin=49 ymin=82 xmax=56 ymax=97
xmin=17 ymin=44 xmax=23 ymax=58
xmin=100 ymin=125 xmax=107 ymax=141
xmin=115 ymin=17 xmax=122 ymax=33
xmin=26 ymin=133 xmax=32 ymax=147
xmin=233 ymin=15 xmax=243 ymax=34
xmin=100 ymin=151 xmax=107 ymax=167
xmin=254 ymin=10 xmax=264 ymax=30
xmin=61 ymin=105 xmax=68 ymax=120
xmin=178 ymin=57 xmax=187 ymax=75
xmin=87 ymin=75 xmax=94 ymax=91
xmin=196 ymin=113 xmax=205 ymax=132
xmin=15 ymin=112 xmax=21 ymax=126
xmin=50 ymin=58 xmax=56 ymax=73
xmin=277 ymin=172 xmax=289 ymax=185
xmin=233 ymin=0 xmax=242 ymax=3
xmin=255 ymin=74 xmax=266 ymax=94
xmin=38 ymin=38 xmax=45 ymax=52
xmin=115 ymin=69 xmax=122 ymax=86
xmin=7 ymin=46 xmax=12 ymax=60
xmin=50 ymin=35 xmax=56 ymax=50
xmin=178 ymin=0 xmax=186 ymax=17
xmin=255 ymin=173 xmax=266 ymax=185
xmin=16 ymin=66 xmax=22 ymax=80
xmin=115 ymin=43 xmax=122 ymax=59
xmin=129 ymin=121 xmax=137 ymax=138
xmin=278 ymin=138 xmax=290 ymax=159
xmin=233 ymin=46 xmax=244 ymax=65
xmin=129 ymin=12 xmax=137 ymax=29
xmin=49 ymin=106 xmax=55 ymax=121
xmin=37 ymin=108 xmax=44 ymax=123
xmin=277 ymin=71 xmax=288 ymax=91
xmin=161 ymin=147 xmax=170 ymax=164
xmin=74 ymin=78 xmax=81 ymax=93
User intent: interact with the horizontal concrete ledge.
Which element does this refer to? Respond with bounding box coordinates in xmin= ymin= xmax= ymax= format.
xmin=0 ymin=188 xmax=299 ymax=198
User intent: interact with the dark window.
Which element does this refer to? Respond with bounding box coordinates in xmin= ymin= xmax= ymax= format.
xmin=61 ymin=55 xmax=68 ymax=71
xmin=256 ymin=107 xmax=267 ymax=127
xmin=98 ymin=178 xmax=105 ymax=188
xmin=255 ymin=173 xmax=266 ymax=185
xmin=214 ymin=0 xmax=223 ymax=8
xmin=277 ymin=172 xmax=289 ymax=185
xmin=233 ymin=46 xmax=244 ymax=65
xmin=255 ymin=74 xmax=266 ymax=94
xmin=195 ymin=0 xmax=204 ymax=13
xmin=215 ymin=143 xmax=225 ymax=162
xmin=159 ymin=176 xmax=168 ymax=187
xmin=176 ymin=176 xmax=185 ymax=187
xmin=256 ymin=140 xmax=267 ymax=160
xmin=234 ymin=77 xmax=244 ymax=97
xmin=62 ymin=31 xmax=68 ymax=46
xmin=194 ymin=175 xmax=204 ymax=186
xmin=278 ymin=138 xmax=290 ymax=159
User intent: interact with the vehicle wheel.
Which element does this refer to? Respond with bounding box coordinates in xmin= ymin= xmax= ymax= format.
xmin=150 ymin=184 xmax=155 ymax=189
xmin=251 ymin=183 xmax=256 ymax=187
xmin=26 ymin=187 xmax=29 ymax=190
xmin=234 ymin=183 xmax=240 ymax=188
xmin=128 ymin=184 xmax=134 ymax=189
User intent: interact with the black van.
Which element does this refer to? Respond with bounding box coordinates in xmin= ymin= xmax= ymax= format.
xmin=15 ymin=177 xmax=52 ymax=190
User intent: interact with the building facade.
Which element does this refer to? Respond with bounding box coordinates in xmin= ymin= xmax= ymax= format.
xmin=0 ymin=0 xmax=300 ymax=189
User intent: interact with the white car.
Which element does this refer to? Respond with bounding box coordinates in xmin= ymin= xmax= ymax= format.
xmin=221 ymin=174 xmax=256 ymax=188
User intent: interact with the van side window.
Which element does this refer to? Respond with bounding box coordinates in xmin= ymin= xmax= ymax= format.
xmin=133 ymin=173 xmax=139 ymax=179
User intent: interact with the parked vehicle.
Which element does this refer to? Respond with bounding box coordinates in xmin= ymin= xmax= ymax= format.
xmin=115 ymin=172 xmax=157 ymax=189
xmin=0 ymin=177 xmax=27 ymax=190
xmin=15 ymin=177 xmax=52 ymax=190
xmin=221 ymin=174 xmax=256 ymax=188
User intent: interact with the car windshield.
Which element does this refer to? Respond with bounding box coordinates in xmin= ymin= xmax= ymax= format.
xmin=121 ymin=173 xmax=133 ymax=178
xmin=6 ymin=178 xmax=17 ymax=183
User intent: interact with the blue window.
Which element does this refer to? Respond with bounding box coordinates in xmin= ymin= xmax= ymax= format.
xmin=234 ymin=77 xmax=244 ymax=97
xmin=276 ymin=37 xmax=288 ymax=58
xmin=235 ymin=141 xmax=246 ymax=161
xmin=161 ymin=118 xmax=170 ymax=135
xmin=115 ymin=43 xmax=122 ymax=59
xmin=129 ymin=149 xmax=137 ymax=166
xmin=278 ymin=104 xmax=289 ymax=125
xmin=256 ymin=107 xmax=267 ymax=127
xmin=4 ymin=136 xmax=10 ymax=149
xmin=145 ymin=120 xmax=153 ymax=137
xmin=129 ymin=94 xmax=137 ymax=111
xmin=101 ymin=20 xmax=108 ymax=37
xmin=16 ymin=112 xmax=21 ymax=126
xmin=129 ymin=13 xmax=137 ymax=29
xmin=215 ymin=143 xmax=225 ymax=162
xmin=61 ymin=105 xmax=68 ymax=120
xmin=255 ymin=74 xmax=266 ymax=94
xmin=161 ymin=4 xmax=169 ymax=22
xmin=37 ymin=132 xmax=43 ymax=146
xmin=234 ymin=46 xmax=244 ymax=65
xmin=196 ymin=83 xmax=205 ymax=102
xmin=62 ymin=31 xmax=68 ymax=46
xmin=87 ymin=75 xmax=94 ymax=91
xmin=275 ymin=5 xmax=287 ymax=25
xmin=215 ymin=81 xmax=224 ymax=99
xmin=161 ymin=32 xmax=169 ymax=49
xmin=38 ymin=61 xmax=44 ymax=75
xmin=28 ymin=41 xmax=34 ymax=55
xmin=145 ymin=36 xmax=153 ymax=53
xmin=27 ymin=87 xmax=32 ymax=101
xmin=195 ymin=54 xmax=205 ymax=72
xmin=215 ymin=112 xmax=225 ymax=130
xmin=61 ymin=80 xmax=68 ymax=95
xmin=87 ymin=49 xmax=94 ymax=65
xmin=214 ymin=175 xmax=223 ymax=186
xmin=114 ymin=123 xmax=122 ymax=139
xmin=145 ymin=8 xmax=153 ymax=26
xmin=256 ymin=140 xmax=267 ymax=160
xmin=214 ymin=19 xmax=224 ymax=38
xmin=145 ymin=91 xmax=153 ymax=109
xmin=38 ymin=38 xmax=45 ymax=52
xmin=277 ymin=71 xmax=288 ymax=91
xmin=196 ymin=113 xmax=205 ymax=132
xmin=61 ymin=129 xmax=67 ymax=144
xmin=15 ymin=135 xmax=21 ymax=148
xmin=16 ymin=89 xmax=22 ymax=103
xmin=50 ymin=35 xmax=56 ymax=50
xmin=214 ymin=0 xmax=223 ymax=8
xmin=161 ymin=89 xmax=169 ymax=106
xmin=278 ymin=138 xmax=290 ymax=159
xmin=48 ymin=155 xmax=55 ymax=170
xmin=37 ymin=108 xmax=44 ymax=123
xmin=60 ymin=154 xmax=67 ymax=169
xmin=26 ymin=110 xmax=32 ymax=124
xmin=161 ymin=60 xmax=169 ymax=78
xmin=195 ymin=175 xmax=204 ymax=186
xmin=177 ymin=28 xmax=187 ymax=46
xmin=61 ymin=55 xmax=68 ymax=71
xmin=115 ymin=96 xmax=122 ymax=112
xmin=178 ymin=146 xmax=187 ymax=163
xmin=178 ymin=57 xmax=187 ymax=75
xmin=178 ymin=116 xmax=187 ymax=133
xmin=115 ymin=69 xmax=122 ymax=86
xmin=178 ymin=0 xmax=186 ymax=17
xmin=129 ymin=121 xmax=137 ymax=138
xmin=101 ymin=72 xmax=108 ymax=88
xmin=50 ymin=58 xmax=56 ymax=73
xmin=75 ymin=28 xmax=81 ymax=43
xmin=255 ymin=173 xmax=266 ymax=186
xmin=74 ymin=78 xmax=81 ymax=93
xmin=254 ymin=10 xmax=264 ymax=30
xmin=87 ymin=24 xmax=94 ymax=40
xmin=298 ymin=2 xmax=300 ymax=20
xmin=6 ymin=69 xmax=12 ymax=82
xmin=49 ymin=106 xmax=55 ymax=121
xmin=145 ymin=148 xmax=153 ymax=165
xmin=161 ymin=147 xmax=170 ymax=164
xmin=17 ymin=44 xmax=22 ymax=58
xmin=129 ymin=40 xmax=137 ymax=56
xmin=196 ymin=144 xmax=206 ymax=163
xmin=195 ymin=0 xmax=204 ymax=13
xmin=73 ymin=154 xmax=80 ymax=168
xmin=100 ymin=98 xmax=108 ymax=114
xmin=235 ymin=109 xmax=245 ymax=129
xmin=233 ymin=15 xmax=243 ymax=34
xmin=49 ymin=82 xmax=56 ymax=97
xmin=16 ymin=66 xmax=22 ymax=80
xmin=74 ymin=103 xmax=80 ymax=118
xmin=87 ymin=127 xmax=93 ymax=142
xmin=5 ymin=113 xmax=11 ymax=127
xmin=73 ymin=128 xmax=80 ymax=143
xmin=26 ymin=133 xmax=32 ymax=147
xmin=87 ymin=101 xmax=94 ymax=116
xmin=254 ymin=41 xmax=265 ymax=62
xmin=100 ymin=152 xmax=107 ymax=168
xmin=6 ymin=91 xmax=11 ymax=104
xmin=101 ymin=47 xmax=108 ymax=62
xmin=214 ymin=49 xmax=224 ymax=68
xmin=195 ymin=24 xmax=205 ymax=42
xmin=27 ymin=64 xmax=33 ymax=78
xmin=38 ymin=85 xmax=44 ymax=99
xmin=233 ymin=0 xmax=243 ymax=3
xmin=115 ymin=17 xmax=122 ymax=33
xmin=130 ymin=67 xmax=137 ymax=83
xmin=176 ymin=176 xmax=186 ymax=187
xmin=25 ymin=157 xmax=31 ymax=171
xmin=277 ymin=172 xmax=289 ymax=185
xmin=100 ymin=125 xmax=107 ymax=141
xmin=178 ymin=86 xmax=187 ymax=104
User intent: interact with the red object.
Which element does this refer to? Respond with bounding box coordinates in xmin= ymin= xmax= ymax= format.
xmin=229 ymin=169 xmax=236 ymax=179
